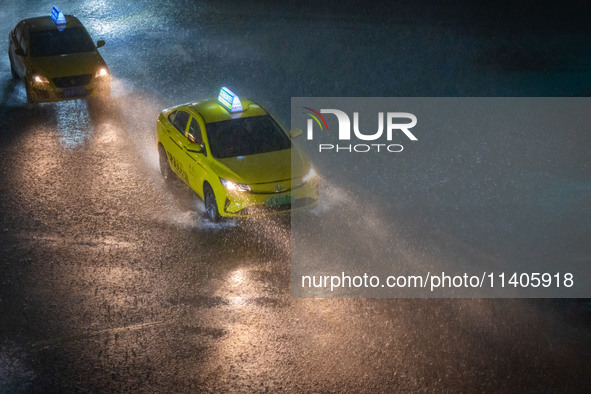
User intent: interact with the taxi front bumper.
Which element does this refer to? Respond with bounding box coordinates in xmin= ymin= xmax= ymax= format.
xmin=221 ymin=180 xmax=318 ymax=218
xmin=28 ymin=75 xmax=110 ymax=103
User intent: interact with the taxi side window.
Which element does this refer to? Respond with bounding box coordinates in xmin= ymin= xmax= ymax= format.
xmin=172 ymin=111 xmax=190 ymax=134
xmin=168 ymin=111 xmax=177 ymax=124
xmin=18 ymin=29 xmax=27 ymax=54
xmin=15 ymin=26 xmax=22 ymax=44
xmin=168 ymin=110 xmax=178 ymax=125
xmin=19 ymin=36 xmax=27 ymax=54
xmin=187 ymin=118 xmax=203 ymax=146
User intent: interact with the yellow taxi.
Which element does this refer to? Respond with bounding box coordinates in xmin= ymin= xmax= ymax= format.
xmin=156 ymin=87 xmax=318 ymax=221
xmin=8 ymin=7 xmax=110 ymax=103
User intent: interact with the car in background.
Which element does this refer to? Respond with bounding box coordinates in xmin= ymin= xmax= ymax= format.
xmin=156 ymin=87 xmax=318 ymax=221
xmin=8 ymin=7 xmax=110 ymax=104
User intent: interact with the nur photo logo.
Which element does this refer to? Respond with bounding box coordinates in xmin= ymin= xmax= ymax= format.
xmin=303 ymin=107 xmax=418 ymax=153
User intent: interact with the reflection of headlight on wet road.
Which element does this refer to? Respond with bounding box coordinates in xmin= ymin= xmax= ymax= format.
xmin=230 ymin=295 xmax=246 ymax=307
xmin=231 ymin=269 xmax=244 ymax=285
xmin=56 ymin=101 xmax=92 ymax=149
xmin=228 ymin=270 xmax=247 ymax=308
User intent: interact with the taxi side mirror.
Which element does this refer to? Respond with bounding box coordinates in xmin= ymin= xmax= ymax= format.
xmin=96 ymin=40 xmax=106 ymax=48
xmin=290 ymin=128 xmax=303 ymax=139
xmin=14 ymin=48 xmax=25 ymax=56
xmin=186 ymin=143 xmax=203 ymax=153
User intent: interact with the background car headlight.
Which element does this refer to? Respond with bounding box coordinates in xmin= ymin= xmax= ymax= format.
xmin=32 ymin=74 xmax=49 ymax=85
xmin=221 ymin=178 xmax=251 ymax=192
xmin=302 ymin=167 xmax=318 ymax=183
xmin=95 ymin=67 xmax=109 ymax=78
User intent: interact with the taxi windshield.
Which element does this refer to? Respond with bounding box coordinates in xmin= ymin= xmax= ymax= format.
xmin=206 ymin=115 xmax=291 ymax=158
xmin=29 ymin=27 xmax=95 ymax=57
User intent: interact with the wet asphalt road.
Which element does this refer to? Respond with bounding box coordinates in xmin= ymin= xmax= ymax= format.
xmin=1 ymin=1 xmax=591 ymax=392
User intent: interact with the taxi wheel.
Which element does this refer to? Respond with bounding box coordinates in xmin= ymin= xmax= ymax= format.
xmin=158 ymin=145 xmax=172 ymax=181
xmin=204 ymin=186 xmax=220 ymax=223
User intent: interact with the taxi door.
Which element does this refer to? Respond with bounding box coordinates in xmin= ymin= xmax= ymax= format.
xmin=10 ymin=24 xmax=27 ymax=77
xmin=183 ymin=117 xmax=208 ymax=198
xmin=164 ymin=110 xmax=191 ymax=184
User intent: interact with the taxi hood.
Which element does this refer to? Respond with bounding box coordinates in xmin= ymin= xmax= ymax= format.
xmin=30 ymin=51 xmax=104 ymax=78
xmin=214 ymin=148 xmax=310 ymax=184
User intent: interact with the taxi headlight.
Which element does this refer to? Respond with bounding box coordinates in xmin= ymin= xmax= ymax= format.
xmin=32 ymin=74 xmax=49 ymax=85
xmin=221 ymin=178 xmax=251 ymax=193
xmin=302 ymin=167 xmax=318 ymax=183
xmin=95 ymin=67 xmax=109 ymax=78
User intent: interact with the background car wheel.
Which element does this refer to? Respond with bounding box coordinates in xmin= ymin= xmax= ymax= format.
xmin=24 ymin=80 xmax=34 ymax=104
xmin=204 ymin=185 xmax=220 ymax=223
xmin=158 ymin=145 xmax=172 ymax=181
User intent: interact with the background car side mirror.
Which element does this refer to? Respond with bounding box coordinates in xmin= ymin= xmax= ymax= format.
xmin=290 ymin=128 xmax=303 ymax=139
xmin=96 ymin=40 xmax=106 ymax=48
xmin=186 ymin=143 xmax=203 ymax=153
xmin=14 ymin=48 xmax=25 ymax=56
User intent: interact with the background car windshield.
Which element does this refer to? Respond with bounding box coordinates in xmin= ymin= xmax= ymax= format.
xmin=206 ymin=115 xmax=291 ymax=158
xmin=30 ymin=28 xmax=95 ymax=57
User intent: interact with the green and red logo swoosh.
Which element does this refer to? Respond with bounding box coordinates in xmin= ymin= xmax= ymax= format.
xmin=303 ymin=107 xmax=329 ymax=131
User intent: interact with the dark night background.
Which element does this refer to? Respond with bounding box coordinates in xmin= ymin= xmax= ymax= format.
xmin=1 ymin=0 xmax=590 ymax=392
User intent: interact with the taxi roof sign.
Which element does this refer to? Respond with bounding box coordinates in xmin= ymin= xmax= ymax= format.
xmin=50 ymin=6 xmax=66 ymax=25
xmin=218 ymin=87 xmax=243 ymax=113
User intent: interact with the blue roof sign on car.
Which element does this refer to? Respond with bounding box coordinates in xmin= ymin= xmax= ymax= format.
xmin=50 ymin=6 xmax=66 ymax=25
xmin=218 ymin=87 xmax=243 ymax=113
